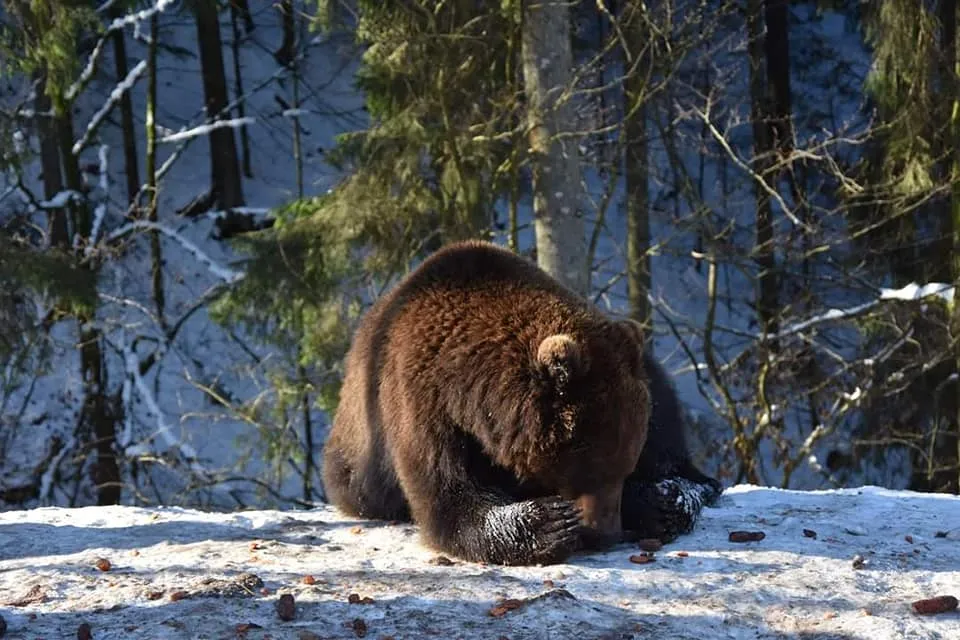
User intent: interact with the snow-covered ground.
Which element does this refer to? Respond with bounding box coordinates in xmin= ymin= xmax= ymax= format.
xmin=1 ymin=486 xmax=957 ymax=639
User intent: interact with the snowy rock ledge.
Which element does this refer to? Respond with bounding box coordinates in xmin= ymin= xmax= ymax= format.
xmin=1 ymin=486 xmax=958 ymax=640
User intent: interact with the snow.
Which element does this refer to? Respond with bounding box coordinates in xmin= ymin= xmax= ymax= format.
xmin=159 ymin=118 xmax=258 ymax=145
xmin=1 ymin=486 xmax=957 ymax=639
xmin=105 ymin=220 xmax=244 ymax=284
xmin=72 ymin=59 xmax=149 ymax=156
xmin=879 ymin=282 xmax=955 ymax=305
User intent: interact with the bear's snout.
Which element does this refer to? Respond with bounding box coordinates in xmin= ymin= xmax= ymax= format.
xmin=574 ymin=484 xmax=623 ymax=548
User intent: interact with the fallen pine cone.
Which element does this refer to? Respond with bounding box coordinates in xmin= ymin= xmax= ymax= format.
xmin=637 ymin=538 xmax=663 ymax=552
xmin=347 ymin=593 xmax=375 ymax=605
xmin=675 ymin=551 xmax=689 ymax=558
xmin=77 ymin=622 xmax=93 ymax=640
xmin=169 ymin=590 xmax=189 ymax=602
xmin=276 ymin=593 xmax=296 ymax=621
xmin=628 ymin=553 xmax=655 ymax=565
xmin=729 ymin=531 xmax=765 ymax=543
xmin=803 ymin=529 xmax=817 ymax=539
xmin=145 ymin=590 xmax=163 ymax=601
xmin=351 ymin=617 xmax=368 ymax=637
xmin=904 ymin=535 xmax=914 ymax=544
xmin=488 ymin=598 xmax=524 ymax=617
xmin=911 ymin=595 xmax=958 ymax=615
xmin=94 ymin=558 xmax=111 ymax=572
xmin=236 ymin=622 xmax=263 ymax=633
xmin=302 ymin=575 xmax=317 ymax=585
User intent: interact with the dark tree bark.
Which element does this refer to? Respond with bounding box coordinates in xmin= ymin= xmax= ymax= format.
xmin=915 ymin=0 xmax=960 ymax=494
xmin=34 ymin=71 xmax=68 ymax=246
xmin=624 ymin=1 xmax=651 ymax=335
xmin=275 ymin=0 xmax=296 ymax=67
xmin=231 ymin=0 xmax=255 ymax=34
xmin=56 ymin=110 xmax=121 ymax=506
xmin=946 ymin=0 xmax=960 ymax=495
xmin=763 ymin=0 xmax=793 ymax=159
xmin=193 ymin=0 xmax=245 ymax=208
xmin=747 ymin=0 xmax=779 ymax=347
xmin=146 ymin=11 xmax=166 ymax=329
xmin=109 ymin=6 xmax=140 ymax=205
xmin=230 ymin=0 xmax=253 ymax=178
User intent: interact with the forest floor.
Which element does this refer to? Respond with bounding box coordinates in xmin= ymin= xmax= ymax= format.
xmin=1 ymin=485 xmax=958 ymax=639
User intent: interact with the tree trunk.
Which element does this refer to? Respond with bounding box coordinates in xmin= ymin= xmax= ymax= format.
xmin=275 ymin=0 xmax=296 ymax=67
xmin=939 ymin=0 xmax=960 ymax=493
xmin=747 ymin=0 xmax=779 ymax=345
xmin=230 ymin=1 xmax=253 ymax=178
xmin=624 ymin=1 xmax=651 ymax=334
xmin=57 ymin=108 xmax=121 ymax=506
xmin=520 ymin=0 xmax=588 ymax=296
xmin=193 ymin=0 xmax=245 ymax=208
xmin=34 ymin=71 xmax=68 ymax=245
xmin=110 ymin=6 xmax=140 ymax=205
xmin=764 ymin=0 xmax=793 ymax=162
xmin=146 ymin=11 xmax=166 ymax=329
xmin=231 ymin=0 xmax=255 ymax=34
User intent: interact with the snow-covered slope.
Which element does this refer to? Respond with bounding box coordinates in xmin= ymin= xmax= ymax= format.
xmin=1 ymin=486 xmax=957 ymax=639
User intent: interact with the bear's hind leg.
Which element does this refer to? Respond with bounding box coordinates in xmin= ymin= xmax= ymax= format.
xmin=322 ymin=432 xmax=411 ymax=523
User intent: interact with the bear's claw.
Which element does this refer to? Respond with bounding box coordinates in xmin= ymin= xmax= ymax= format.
xmin=524 ymin=496 xmax=582 ymax=564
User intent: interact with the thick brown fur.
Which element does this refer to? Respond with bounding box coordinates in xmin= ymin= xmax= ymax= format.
xmin=322 ymin=240 xmax=652 ymax=565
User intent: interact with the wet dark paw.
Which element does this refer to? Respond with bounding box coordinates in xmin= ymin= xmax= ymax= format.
xmin=522 ymin=496 xmax=583 ymax=565
xmin=623 ymin=477 xmax=717 ymax=543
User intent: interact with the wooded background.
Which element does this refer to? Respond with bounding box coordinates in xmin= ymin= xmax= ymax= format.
xmin=0 ymin=0 xmax=958 ymax=511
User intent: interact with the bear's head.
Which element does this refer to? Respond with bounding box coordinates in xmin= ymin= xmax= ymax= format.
xmin=532 ymin=317 xmax=651 ymax=543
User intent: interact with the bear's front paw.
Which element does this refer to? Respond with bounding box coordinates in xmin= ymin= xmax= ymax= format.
xmin=623 ymin=477 xmax=715 ymax=543
xmin=525 ymin=496 xmax=584 ymax=562
xmin=480 ymin=496 xmax=582 ymax=565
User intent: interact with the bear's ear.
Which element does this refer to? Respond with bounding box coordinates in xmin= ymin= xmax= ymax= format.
xmin=537 ymin=334 xmax=582 ymax=390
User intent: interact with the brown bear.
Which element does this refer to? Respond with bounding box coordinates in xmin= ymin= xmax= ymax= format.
xmin=321 ymin=240 xmax=653 ymax=565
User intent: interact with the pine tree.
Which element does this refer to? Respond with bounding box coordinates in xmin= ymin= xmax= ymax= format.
xmin=854 ymin=0 xmax=960 ymax=493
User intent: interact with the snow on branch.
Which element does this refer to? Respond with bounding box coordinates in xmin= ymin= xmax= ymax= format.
xmin=66 ymin=0 xmax=175 ymax=103
xmin=87 ymin=145 xmax=111 ymax=249
xmin=36 ymin=189 xmax=83 ymax=209
xmin=879 ymin=282 xmax=954 ymax=304
xmin=105 ymin=220 xmax=244 ymax=283
xmin=159 ymin=118 xmax=256 ymax=144
xmin=73 ymin=60 xmax=148 ymax=156
xmin=121 ymin=339 xmax=210 ymax=478
xmin=767 ymin=282 xmax=955 ymax=341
